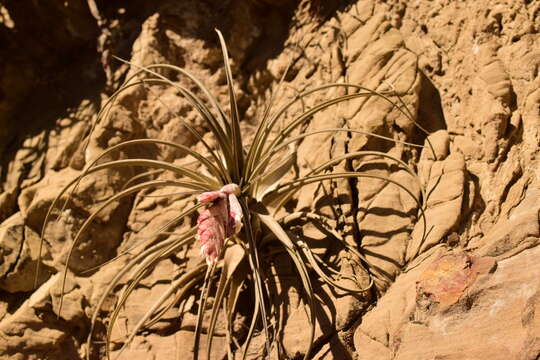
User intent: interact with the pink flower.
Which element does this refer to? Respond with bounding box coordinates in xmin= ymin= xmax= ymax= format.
xmin=196 ymin=184 xmax=242 ymax=264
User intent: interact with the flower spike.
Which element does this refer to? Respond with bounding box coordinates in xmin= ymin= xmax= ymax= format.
xmin=196 ymin=184 xmax=242 ymax=264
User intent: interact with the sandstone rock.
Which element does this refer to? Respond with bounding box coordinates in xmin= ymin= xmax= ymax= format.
xmin=0 ymin=214 xmax=23 ymax=284
xmin=0 ymin=213 xmax=53 ymax=293
xmin=1 ymin=0 xmax=540 ymax=359
xmin=471 ymin=185 xmax=540 ymax=260
xmin=46 ymin=101 xmax=95 ymax=171
xmin=414 ymin=253 xmax=496 ymax=313
xmin=0 ymin=97 xmax=97 ymax=229
xmin=406 ymin=152 xmax=467 ymax=262
xmin=18 ymin=167 xmax=132 ymax=273
xmin=0 ymin=274 xmax=86 ymax=360
xmin=472 ymin=46 xmax=514 ymax=164
xmin=355 ymin=247 xmax=540 ymax=359
xmin=110 ymin=259 xmax=178 ymax=340
xmin=281 ymin=212 xmax=371 ymax=352
xmin=108 ymin=332 xmax=223 ymax=360
xmin=358 ymin=168 xmax=420 ymax=291
xmin=0 ymin=0 xmax=97 ymax=156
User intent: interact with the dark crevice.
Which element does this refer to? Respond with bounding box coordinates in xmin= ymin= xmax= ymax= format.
xmin=413 ymin=72 xmax=447 ymax=145
xmin=243 ymin=2 xmax=296 ymax=74
xmin=1 ymin=289 xmax=32 ymax=318
xmin=344 ymin=124 xmax=380 ymax=307
xmin=0 ymin=0 xmax=106 ymax=224
xmin=302 ymin=0 xmax=357 ymax=24
xmin=498 ymin=166 xmax=523 ymax=215
xmin=343 ymin=116 xmax=361 ymax=244
xmin=493 ymin=112 xmax=523 ymax=170
xmin=456 ymin=171 xmax=484 ymax=243
xmin=456 ymin=173 xmax=474 ymax=237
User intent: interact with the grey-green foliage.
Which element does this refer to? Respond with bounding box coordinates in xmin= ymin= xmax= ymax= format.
xmin=38 ymin=29 xmax=431 ymax=360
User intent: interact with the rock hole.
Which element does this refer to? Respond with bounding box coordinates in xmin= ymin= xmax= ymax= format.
xmin=413 ymin=72 xmax=447 ymax=146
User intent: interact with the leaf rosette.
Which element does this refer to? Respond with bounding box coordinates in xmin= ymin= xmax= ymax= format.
xmin=37 ymin=29 xmax=432 ymax=360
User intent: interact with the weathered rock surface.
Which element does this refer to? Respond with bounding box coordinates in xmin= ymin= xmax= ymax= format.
xmin=0 ymin=273 xmax=88 ymax=360
xmin=355 ymin=246 xmax=540 ymax=359
xmin=0 ymin=0 xmax=539 ymax=359
xmin=0 ymin=213 xmax=53 ymax=293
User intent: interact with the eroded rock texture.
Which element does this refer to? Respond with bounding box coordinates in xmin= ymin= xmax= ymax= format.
xmin=0 ymin=0 xmax=539 ymax=359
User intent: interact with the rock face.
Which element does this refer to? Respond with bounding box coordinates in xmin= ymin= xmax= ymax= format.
xmin=0 ymin=0 xmax=539 ymax=359
xmin=355 ymin=247 xmax=540 ymax=360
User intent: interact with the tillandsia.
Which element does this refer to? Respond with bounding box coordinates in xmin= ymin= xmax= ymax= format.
xmin=36 ymin=29 xmax=434 ymax=360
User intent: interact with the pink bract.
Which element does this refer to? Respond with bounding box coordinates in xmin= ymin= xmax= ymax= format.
xmin=196 ymin=184 xmax=243 ymax=264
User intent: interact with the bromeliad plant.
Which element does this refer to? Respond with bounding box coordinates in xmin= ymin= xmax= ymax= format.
xmin=38 ymin=30 xmax=431 ymax=359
